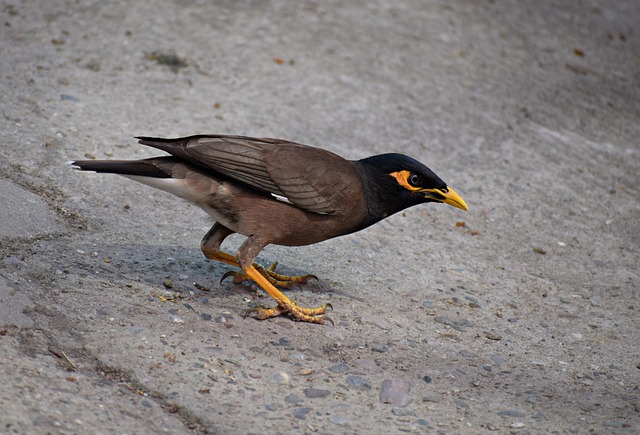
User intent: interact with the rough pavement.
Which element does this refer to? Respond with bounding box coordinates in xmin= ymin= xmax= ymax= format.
xmin=1 ymin=1 xmax=639 ymax=433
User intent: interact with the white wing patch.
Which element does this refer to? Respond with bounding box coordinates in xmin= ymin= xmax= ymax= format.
xmin=271 ymin=193 xmax=293 ymax=204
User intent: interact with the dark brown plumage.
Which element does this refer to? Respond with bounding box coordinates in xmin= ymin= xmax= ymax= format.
xmin=72 ymin=135 xmax=467 ymax=324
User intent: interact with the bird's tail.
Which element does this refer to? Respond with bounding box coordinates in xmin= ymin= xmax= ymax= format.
xmin=70 ymin=158 xmax=174 ymax=178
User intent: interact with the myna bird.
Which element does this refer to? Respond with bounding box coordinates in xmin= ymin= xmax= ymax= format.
xmin=72 ymin=135 xmax=468 ymax=324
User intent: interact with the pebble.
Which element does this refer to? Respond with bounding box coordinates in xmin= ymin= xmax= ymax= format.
xmin=379 ymin=378 xmax=411 ymax=406
xmin=265 ymin=403 xmax=278 ymax=411
xmin=484 ymin=331 xmax=503 ymax=340
xmin=293 ymin=407 xmax=312 ymax=419
xmin=272 ymin=336 xmax=292 ymax=347
xmin=60 ymin=93 xmax=80 ymax=102
xmin=391 ymin=407 xmax=406 ymax=416
xmin=3 ymin=256 xmax=22 ymax=265
xmin=422 ymin=393 xmax=440 ymax=403
xmin=434 ymin=316 xmax=472 ymax=331
xmin=603 ymin=420 xmax=624 ymax=428
xmin=329 ymin=363 xmax=350 ymax=373
xmin=200 ymin=313 xmax=212 ymax=321
xmin=455 ymin=398 xmax=469 ymax=408
xmin=284 ymin=394 xmax=303 ymax=404
xmin=329 ymin=415 xmax=349 ymax=425
xmin=346 ymin=375 xmax=372 ymax=390
xmin=269 ymin=371 xmax=291 ymax=384
xmin=422 ymin=300 xmax=435 ymax=308
xmin=303 ymin=388 xmax=331 ymax=399
xmin=489 ymin=354 xmax=504 ymax=365
xmin=422 ymin=375 xmax=432 ymax=384
xmin=459 ymin=350 xmax=478 ymax=358
xmin=464 ymin=295 xmax=479 ymax=305
xmin=328 ymin=403 xmax=351 ymax=414
xmin=370 ymin=342 xmax=389 ymax=353
xmin=497 ymin=410 xmax=526 ymax=418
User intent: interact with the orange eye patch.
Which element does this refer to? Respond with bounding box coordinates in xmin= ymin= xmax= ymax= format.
xmin=390 ymin=170 xmax=422 ymax=191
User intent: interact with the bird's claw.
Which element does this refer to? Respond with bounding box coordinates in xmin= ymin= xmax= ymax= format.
xmin=244 ymin=302 xmax=333 ymax=325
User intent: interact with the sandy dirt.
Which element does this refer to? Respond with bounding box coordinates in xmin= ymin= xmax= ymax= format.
xmin=1 ymin=1 xmax=639 ymax=433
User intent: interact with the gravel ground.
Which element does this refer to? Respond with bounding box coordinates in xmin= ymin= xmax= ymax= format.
xmin=1 ymin=0 xmax=639 ymax=434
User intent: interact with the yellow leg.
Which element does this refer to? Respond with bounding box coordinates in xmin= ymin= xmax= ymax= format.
xmin=204 ymin=250 xmax=330 ymax=324
xmin=243 ymin=265 xmax=331 ymax=324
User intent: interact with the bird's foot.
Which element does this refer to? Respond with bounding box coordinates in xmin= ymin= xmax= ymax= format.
xmin=245 ymin=302 xmax=333 ymax=325
xmin=221 ymin=262 xmax=317 ymax=288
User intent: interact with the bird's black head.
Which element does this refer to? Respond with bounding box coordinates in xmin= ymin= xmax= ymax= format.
xmin=355 ymin=153 xmax=467 ymax=226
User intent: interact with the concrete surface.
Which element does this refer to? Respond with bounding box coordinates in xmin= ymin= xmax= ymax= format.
xmin=1 ymin=0 xmax=639 ymax=433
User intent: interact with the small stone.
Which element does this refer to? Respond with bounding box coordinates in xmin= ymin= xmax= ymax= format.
xmin=391 ymin=407 xmax=406 ymax=416
xmin=265 ymin=403 xmax=278 ymax=411
xmin=422 ymin=393 xmax=440 ymax=403
xmin=200 ymin=313 xmax=212 ymax=321
xmin=489 ymin=354 xmax=504 ymax=365
xmin=435 ymin=316 xmax=472 ymax=331
xmin=293 ymin=407 xmax=312 ymax=419
xmin=370 ymin=342 xmax=389 ymax=353
xmin=270 ymin=371 xmax=291 ymax=384
xmin=379 ymin=378 xmax=412 ymax=406
xmin=329 ymin=363 xmax=350 ymax=373
xmin=284 ymin=394 xmax=303 ymax=404
xmin=60 ymin=94 xmax=80 ymax=102
xmin=329 ymin=415 xmax=349 ymax=425
xmin=464 ymin=295 xmax=479 ymax=305
xmin=497 ymin=410 xmax=526 ymax=418
xmin=455 ymin=398 xmax=469 ymax=408
xmin=303 ymin=388 xmax=331 ymax=399
xmin=346 ymin=375 xmax=372 ymax=390
xmin=459 ymin=350 xmax=478 ymax=358
xmin=3 ymin=256 xmax=21 ymax=265
xmin=422 ymin=300 xmax=435 ymax=308
xmin=422 ymin=375 xmax=432 ymax=384
xmin=484 ymin=331 xmax=502 ymax=340
xmin=272 ymin=336 xmax=292 ymax=347
xmin=435 ymin=316 xmax=452 ymax=325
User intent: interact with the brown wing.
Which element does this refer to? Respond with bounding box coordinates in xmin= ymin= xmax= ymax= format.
xmin=136 ymin=135 xmax=361 ymax=215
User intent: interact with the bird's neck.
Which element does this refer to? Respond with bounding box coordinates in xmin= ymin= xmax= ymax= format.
xmin=352 ymin=160 xmax=410 ymax=230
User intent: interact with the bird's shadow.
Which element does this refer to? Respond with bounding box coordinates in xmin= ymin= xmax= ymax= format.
xmin=79 ymin=242 xmax=335 ymax=299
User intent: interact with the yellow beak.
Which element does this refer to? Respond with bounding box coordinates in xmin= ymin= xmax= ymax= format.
xmin=422 ymin=186 xmax=468 ymax=211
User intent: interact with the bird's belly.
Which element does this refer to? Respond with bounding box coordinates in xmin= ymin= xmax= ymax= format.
xmin=198 ymin=189 xmax=358 ymax=247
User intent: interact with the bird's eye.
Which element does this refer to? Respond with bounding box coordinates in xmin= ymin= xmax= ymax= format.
xmin=407 ymin=173 xmax=421 ymax=187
